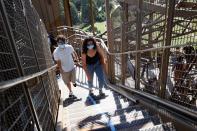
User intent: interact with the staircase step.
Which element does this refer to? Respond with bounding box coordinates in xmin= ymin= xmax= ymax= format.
xmin=83 ymin=116 xmax=161 ymax=131
xmin=68 ymin=105 xmax=144 ymax=120
xmin=139 ymin=124 xmax=165 ymax=131
xmin=139 ymin=122 xmax=175 ymax=131
xmin=67 ymin=99 xmax=132 ymax=115
xmin=69 ymin=106 xmax=147 ymax=124
xmin=102 ymin=110 xmax=148 ymax=125
xmin=59 ymin=66 xmax=176 ymax=131
xmin=71 ymin=110 xmax=157 ymax=131
xmin=162 ymin=122 xmax=176 ymax=131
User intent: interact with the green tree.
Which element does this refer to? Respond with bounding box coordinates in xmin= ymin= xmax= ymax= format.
xmin=81 ymin=0 xmax=90 ymax=23
xmin=70 ymin=2 xmax=80 ymax=25
xmin=59 ymin=0 xmax=80 ymax=25
xmin=72 ymin=0 xmax=81 ymax=11
xmin=81 ymin=0 xmax=100 ymax=23
xmin=59 ymin=0 xmax=65 ymax=24
xmin=96 ymin=0 xmax=104 ymax=8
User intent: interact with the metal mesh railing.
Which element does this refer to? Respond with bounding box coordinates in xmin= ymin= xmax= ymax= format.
xmin=0 ymin=5 xmax=34 ymax=131
xmin=0 ymin=0 xmax=60 ymax=131
xmin=0 ymin=84 xmax=34 ymax=131
xmin=0 ymin=11 xmax=19 ymax=82
xmin=107 ymin=0 xmax=197 ymax=111
xmin=3 ymin=0 xmax=39 ymax=75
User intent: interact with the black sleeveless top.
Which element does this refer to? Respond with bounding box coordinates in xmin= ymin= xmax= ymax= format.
xmin=86 ymin=52 xmax=100 ymax=65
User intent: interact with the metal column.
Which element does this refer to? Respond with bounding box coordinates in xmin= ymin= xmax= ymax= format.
xmin=121 ymin=3 xmax=128 ymax=85
xmin=43 ymin=0 xmax=53 ymax=31
xmin=135 ymin=0 xmax=143 ymax=89
xmin=63 ymin=0 xmax=72 ymax=26
xmin=105 ymin=0 xmax=115 ymax=83
xmin=159 ymin=0 xmax=176 ymax=98
xmin=21 ymin=0 xmax=55 ymax=128
xmin=50 ymin=0 xmax=58 ymax=34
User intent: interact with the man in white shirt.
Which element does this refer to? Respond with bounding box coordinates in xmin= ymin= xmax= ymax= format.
xmin=53 ymin=35 xmax=79 ymax=98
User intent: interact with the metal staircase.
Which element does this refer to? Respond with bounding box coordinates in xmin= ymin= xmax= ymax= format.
xmin=58 ymin=73 xmax=175 ymax=131
xmin=1 ymin=0 xmax=197 ymax=131
xmin=55 ymin=26 xmax=196 ymax=131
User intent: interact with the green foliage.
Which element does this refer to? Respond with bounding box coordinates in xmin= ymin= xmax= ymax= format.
xmin=95 ymin=12 xmax=106 ymax=22
xmin=111 ymin=5 xmax=122 ymax=28
xmin=96 ymin=0 xmax=104 ymax=8
xmin=70 ymin=2 xmax=80 ymax=25
xmin=95 ymin=0 xmax=106 ymax=22
xmin=59 ymin=0 xmax=106 ymax=33
xmin=94 ymin=22 xmax=106 ymax=33
xmin=81 ymin=0 xmax=105 ymax=23
xmin=59 ymin=0 xmax=65 ymax=22
xmin=81 ymin=0 xmax=90 ymax=23
xmin=82 ymin=22 xmax=106 ymax=35
xmin=59 ymin=0 xmax=80 ymax=25
xmin=72 ymin=0 xmax=81 ymax=11
xmin=83 ymin=25 xmax=101 ymax=34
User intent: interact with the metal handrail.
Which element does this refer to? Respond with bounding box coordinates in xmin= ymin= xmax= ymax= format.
xmin=0 ymin=65 xmax=57 ymax=91
xmin=49 ymin=26 xmax=86 ymax=34
xmin=54 ymin=27 xmax=197 ymax=56
xmin=57 ymin=26 xmax=87 ymax=33
xmin=60 ymin=33 xmax=109 ymax=52
xmin=52 ymin=26 xmax=88 ymax=36
xmin=116 ymin=84 xmax=197 ymax=120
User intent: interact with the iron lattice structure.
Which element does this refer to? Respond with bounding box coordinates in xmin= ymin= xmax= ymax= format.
xmin=106 ymin=0 xmax=197 ymax=110
xmin=0 ymin=0 xmax=60 ymax=130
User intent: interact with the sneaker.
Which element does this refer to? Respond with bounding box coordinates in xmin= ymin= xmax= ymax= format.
xmin=71 ymin=94 xmax=77 ymax=99
xmin=99 ymin=90 xmax=106 ymax=97
xmin=89 ymin=93 xmax=97 ymax=101
xmin=89 ymin=89 xmax=96 ymax=97
xmin=69 ymin=94 xmax=73 ymax=98
xmin=73 ymin=83 xmax=77 ymax=87
xmin=69 ymin=92 xmax=74 ymax=98
xmin=89 ymin=90 xmax=94 ymax=96
xmin=69 ymin=94 xmax=77 ymax=99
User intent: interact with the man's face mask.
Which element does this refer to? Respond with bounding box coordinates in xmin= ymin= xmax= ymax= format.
xmin=58 ymin=41 xmax=65 ymax=49
xmin=87 ymin=41 xmax=94 ymax=50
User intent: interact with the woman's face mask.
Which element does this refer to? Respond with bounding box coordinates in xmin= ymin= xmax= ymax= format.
xmin=87 ymin=44 xmax=94 ymax=50
xmin=87 ymin=41 xmax=94 ymax=50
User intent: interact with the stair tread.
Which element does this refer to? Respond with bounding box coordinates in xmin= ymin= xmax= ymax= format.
xmin=68 ymin=105 xmax=144 ymax=119
xmin=139 ymin=124 xmax=164 ymax=131
xmin=74 ymin=115 xmax=161 ymax=131
xmin=66 ymin=100 xmax=132 ymax=116
xmin=70 ymin=109 xmax=147 ymax=124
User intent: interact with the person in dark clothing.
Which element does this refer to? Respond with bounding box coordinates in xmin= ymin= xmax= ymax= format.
xmin=81 ymin=37 xmax=107 ymax=97
xmin=48 ymin=34 xmax=57 ymax=53
xmin=183 ymin=46 xmax=194 ymax=63
xmin=48 ymin=34 xmax=60 ymax=76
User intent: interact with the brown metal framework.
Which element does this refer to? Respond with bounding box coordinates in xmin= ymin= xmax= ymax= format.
xmin=31 ymin=0 xmax=70 ymax=32
xmin=53 ymin=21 xmax=197 ymax=129
xmin=54 ymin=0 xmax=197 ymax=111
xmin=105 ymin=0 xmax=197 ymax=110
xmin=48 ymin=0 xmax=197 ymax=127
